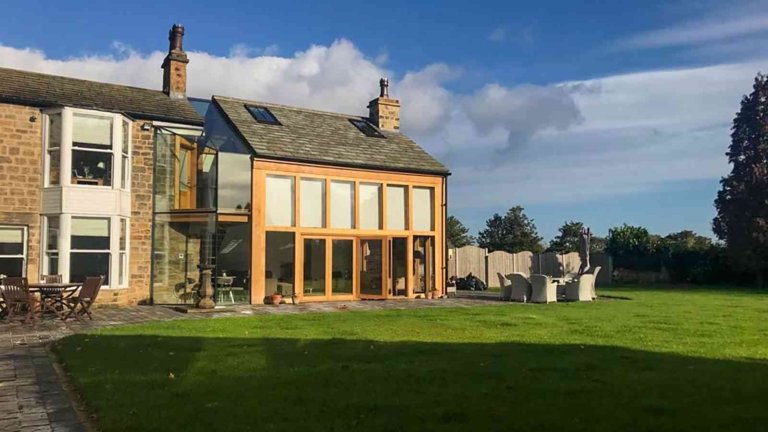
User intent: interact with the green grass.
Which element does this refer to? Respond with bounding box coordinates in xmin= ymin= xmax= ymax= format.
xmin=55 ymin=286 xmax=768 ymax=431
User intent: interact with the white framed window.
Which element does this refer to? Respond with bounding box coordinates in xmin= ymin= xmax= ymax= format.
xmin=119 ymin=218 xmax=129 ymax=287
xmin=42 ymin=108 xmax=131 ymax=191
xmin=0 ymin=226 xmax=27 ymax=278
xmin=70 ymin=217 xmax=111 ymax=285
xmin=121 ymin=120 xmax=131 ymax=190
xmin=42 ymin=216 xmax=59 ymax=276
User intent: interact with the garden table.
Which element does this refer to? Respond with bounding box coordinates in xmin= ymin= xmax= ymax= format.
xmin=29 ymin=282 xmax=81 ymax=320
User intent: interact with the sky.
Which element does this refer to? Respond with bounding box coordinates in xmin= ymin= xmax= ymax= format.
xmin=1 ymin=0 xmax=766 ymax=242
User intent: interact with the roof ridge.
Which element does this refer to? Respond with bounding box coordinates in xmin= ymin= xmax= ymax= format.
xmin=0 ymin=66 xmax=172 ymax=97
xmin=213 ymin=95 xmax=368 ymax=120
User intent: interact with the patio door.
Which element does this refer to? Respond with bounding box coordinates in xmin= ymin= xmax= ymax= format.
xmin=389 ymin=237 xmax=408 ymax=297
xmin=359 ymin=238 xmax=385 ymax=298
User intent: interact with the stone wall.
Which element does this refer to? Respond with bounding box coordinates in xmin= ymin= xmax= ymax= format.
xmin=0 ymin=103 xmax=42 ymax=279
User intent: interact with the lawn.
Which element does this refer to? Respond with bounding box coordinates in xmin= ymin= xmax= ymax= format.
xmin=54 ymin=287 xmax=768 ymax=431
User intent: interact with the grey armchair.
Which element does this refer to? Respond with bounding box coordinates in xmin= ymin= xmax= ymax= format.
xmin=565 ymin=274 xmax=594 ymax=302
xmin=497 ymin=273 xmax=513 ymax=301
xmin=530 ymin=274 xmax=557 ymax=303
xmin=507 ymin=272 xmax=531 ymax=303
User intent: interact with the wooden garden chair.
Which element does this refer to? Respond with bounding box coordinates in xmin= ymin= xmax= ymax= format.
xmin=62 ymin=276 xmax=104 ymax=322
xmin=1 ymin=277 xmax=37 ymax=324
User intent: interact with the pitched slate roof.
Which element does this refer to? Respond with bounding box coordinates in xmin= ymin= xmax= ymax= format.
xmin=0 ymin=67 xmax=202 ymax=125
xmin=213 ymin=96 xmax=449 ymax=175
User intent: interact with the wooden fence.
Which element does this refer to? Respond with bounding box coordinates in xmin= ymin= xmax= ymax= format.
xmin=448 ymin=247 xmax=613 ymax=287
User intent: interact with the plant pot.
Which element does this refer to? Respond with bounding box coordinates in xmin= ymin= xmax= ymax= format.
xmin=270 ymin=294 xmax=282 ymax=306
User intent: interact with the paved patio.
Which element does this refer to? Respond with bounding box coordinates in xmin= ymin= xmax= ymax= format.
xmin=0 ymin=297 xmax=497 ymax=431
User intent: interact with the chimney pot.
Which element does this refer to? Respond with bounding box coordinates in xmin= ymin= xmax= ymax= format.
xmin=162 ymin=23 xmax=189 ymax=99
xmin=368 ymin=77 xmax=400 ymax=131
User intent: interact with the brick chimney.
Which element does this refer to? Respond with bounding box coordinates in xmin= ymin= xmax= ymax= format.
xmin=162 ymin=24 xmax=189 ymax=99
xmin=368 ymin=78 xmax=400 ymax=131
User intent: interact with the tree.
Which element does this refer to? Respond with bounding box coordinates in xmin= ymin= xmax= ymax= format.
xmin=590 ymin=235 xmax=607 ymax=254
xmin=548 ymin=220 xmax=584 ymax=253
xmin=446 ymin=215 xmax=475 ymax=247
xmin=607 ymin=224 xmax=657 ymax=270
xmin=713 ymin=73 xmax=768 ymax=287
xmin=477 ymin=206 xmax=543 ymax=253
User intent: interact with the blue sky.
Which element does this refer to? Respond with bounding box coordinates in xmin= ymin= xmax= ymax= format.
xmin=2 ymin=0 xmax=766 ymax=241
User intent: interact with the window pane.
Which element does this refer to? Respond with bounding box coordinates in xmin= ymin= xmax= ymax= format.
xmin=359 ymin=183 xmax=381 ymax=230
xmin=49 ymin=149 xmax=61 ymax=186
xmin=332 ymin=240 xmax=353 ymax=295
xmin=265 ymin=232 xmax=295 ymax=297
xmin=119 ymin=219 xmax=127 ymax=251
xmin=70 ymin=252 xmax=109 ymax=285
xmin=303 ymin=238 xmax=326 ymax=296
xmin=0 ymin=227 xmax=23 ymax=255
xmin=392 ymin=237 xmax=408 ymax=296
xmin=266 ymin=176 xmax=294 ymax=226
xmin=46 ymin=216 xmax=59 ymax=251
xmin=121 ymin=155 xmax=129 ymax=189
xmin=413 ymin=187 xmax=434 ymax=231
xmin=47 ymin=113 xmax=61 ymax=186
xmin=151 ymin=213 xmax=216 ymax=304
xmin=122 ymin=120 xmax=130 ymax=154
xmin=216 ymin=222 xmax=251 ymax=304
xmin=0 ymin=258 xmax=24 ymax=277
xmin=218 ymin=152 xmax=252 ymax=212
xmin=119 ymin=252 xmax=127 ymax=286
xmin=413 ymin=236 xmax=434 ymax=294
xmin=330 ymin=181 xmax=354 ymax=229
xmin=71 ymin=218 xmax=110 ymax=250
xmin=46 ymin=253 xmax=59 ymax=275
xmin=73 ymin=114 xmax=112 ymax=147
xmin=386 ymin=185 xmax=407 ymax=230
xmin=48 ymin=113 xmax=62 ymax=149
xmin=72 ymin=150 xmax=112 ymax=186
xmin=300 ymin=179 xmax=325 ymax=228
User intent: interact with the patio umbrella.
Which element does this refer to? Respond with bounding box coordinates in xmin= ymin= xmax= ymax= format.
xmin=578 ymin=227 xmax=591 ymax=275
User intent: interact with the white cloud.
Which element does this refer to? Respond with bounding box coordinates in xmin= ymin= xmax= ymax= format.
xmin=0 ymin=37 xmax=759 ymax=213
xmin=488 ymin=26 xmax=507 ymax=42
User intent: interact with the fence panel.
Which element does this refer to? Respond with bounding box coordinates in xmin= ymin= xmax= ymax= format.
xmin=448 ymin=248 xmax=613 ymax=287
xmin=454 ymin=245 xmax=487 ymax=284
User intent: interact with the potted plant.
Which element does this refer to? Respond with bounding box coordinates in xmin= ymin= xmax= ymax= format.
xmin=271 ymin=287 xmax=283 ymax=306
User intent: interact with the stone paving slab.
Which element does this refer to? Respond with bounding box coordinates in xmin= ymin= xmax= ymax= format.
xmin=0 ymin=297 xmax=499 ymax=430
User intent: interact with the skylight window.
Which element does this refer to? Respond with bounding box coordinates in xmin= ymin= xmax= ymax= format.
xmin=350 ymin=119 xmax=385 ymax=138
xmin=246 ymin=105 xmax=281 ymax=125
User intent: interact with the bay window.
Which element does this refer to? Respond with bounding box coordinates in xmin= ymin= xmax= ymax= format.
xmin=42 ymin=108 xmax=131 ymax=190
xmin=43 ymin=216 xmax=59 ymax=275
xmin=0 ymin=226 xmax=26 ymax=278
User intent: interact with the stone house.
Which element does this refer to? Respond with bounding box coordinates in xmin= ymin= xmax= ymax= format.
xmin=0 ymin=25 xmax=449 ymax=305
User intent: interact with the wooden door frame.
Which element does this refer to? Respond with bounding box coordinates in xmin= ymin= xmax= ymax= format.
xmin=358 ymin=236 xmax=387 ymax=299
xmin=297 ymin=235 xmax=358 ymax=302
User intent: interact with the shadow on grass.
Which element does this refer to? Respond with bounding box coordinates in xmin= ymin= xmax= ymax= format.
xmin=54 ymin=335 xmax=768 ymax=432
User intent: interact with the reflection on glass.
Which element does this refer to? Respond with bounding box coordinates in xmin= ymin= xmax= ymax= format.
xmin=265 ymin=232 xmax=295 ymax=297
xmin=215 ymin=222 xmax=250 ymax=304
xmin=360 ymin=239 xmax=383 ymax=295
xmin=47 ymin=113 xmax=61 ymax=186
xmin=413 ymin=236 xmax=434 ymax=294
xmin=72 ymin=114 xmax=113 ymax=187
xmin=413 ymin=187 xmax=434 ymax=231
xmin=359 ymin=183 xmax=381 ymax=230
xmin=151 ymin=213 xmax=216 ymax=304
xmin=300 ymin=179 xmax=325 ymax=228
xmin=218 ymin=152 xmax=251 ymax=212
xmin=330 ymin=181 xmax=354 ymax=228
xmin=70 ymin=253 xmax=109 ymax=285
xmin=391 ymin=237 xmax=407 ymax=296
xmin=386 ymin=185 xmax=407 ymax=230
xmin=303 ymin=239 xmax=326 ymax=296
xmin=332 ymin=240 xmax=353 ymax=295
xmin=266 ymin=176 xmax=294 ymax=226
xmin=0 ymin=227 xmax=25 ymax=278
